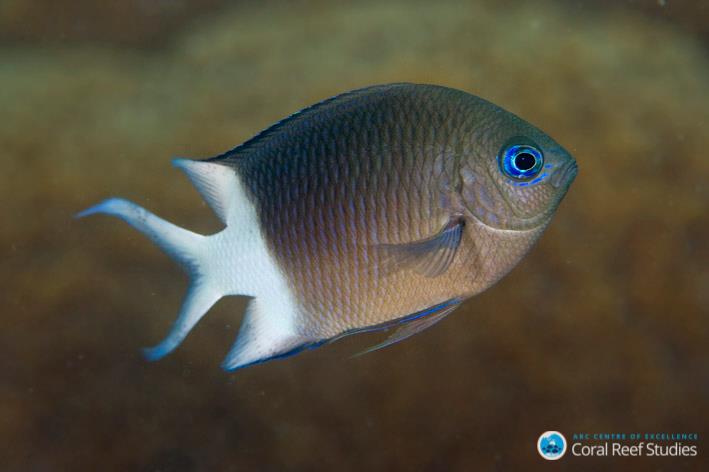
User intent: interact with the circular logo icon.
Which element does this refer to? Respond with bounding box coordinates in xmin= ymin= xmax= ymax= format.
xmin=537 ymin=431 xmax=567 ymax=460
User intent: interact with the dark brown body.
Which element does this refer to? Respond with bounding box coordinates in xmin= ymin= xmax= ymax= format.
xmin=215 ymin=84 xmax=546 ymax=339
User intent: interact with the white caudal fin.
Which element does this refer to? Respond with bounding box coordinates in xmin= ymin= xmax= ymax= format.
xmin=78 ymin=160 xmax=312 ymax=370
xmin=76 ymin=197 xmax=223 ymax=360
xmin=76 ymin=198 xmax=206 ymax=273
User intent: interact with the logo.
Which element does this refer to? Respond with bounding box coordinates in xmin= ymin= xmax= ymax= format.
xmin=537 ymin=431 xmax=567 ymax=460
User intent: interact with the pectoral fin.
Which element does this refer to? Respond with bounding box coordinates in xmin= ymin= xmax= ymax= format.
xmin=354 ymin=298 xmax=462 ymax=357
xmin=377 ymin=216 xmax=464 ymax=277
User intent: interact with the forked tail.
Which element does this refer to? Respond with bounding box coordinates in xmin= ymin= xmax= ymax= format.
xmin=78 ymin=159 xmax=311 ymax=371
xmin=76 ymin=197 xmax=222 ymax=360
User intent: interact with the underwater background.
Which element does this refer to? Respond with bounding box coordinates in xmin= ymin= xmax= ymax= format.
xmin=1 ymin=0 xmax=707 ymax=470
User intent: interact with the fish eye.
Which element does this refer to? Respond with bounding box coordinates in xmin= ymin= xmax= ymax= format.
xmin=499 ymin=144 xmax=544 ymax=180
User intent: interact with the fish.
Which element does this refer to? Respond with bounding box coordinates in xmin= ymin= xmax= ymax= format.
xmin=78 ymin=83 xmax=577 ymax=371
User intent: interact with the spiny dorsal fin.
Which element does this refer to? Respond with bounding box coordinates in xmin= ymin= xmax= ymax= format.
xmin=377 ymin=216 xmax=465 ymax=278
xmin=207 ymin=84 xmax=416 ymax=162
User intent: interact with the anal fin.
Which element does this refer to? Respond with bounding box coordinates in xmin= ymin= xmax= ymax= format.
xmin=221 ymin=298 xmax=317 ymax=371
xmin=355 ymin=298 xmax=462 ymax=357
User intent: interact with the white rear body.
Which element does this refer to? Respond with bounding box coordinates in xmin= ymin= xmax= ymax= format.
xmin=78 ymin=159 xmax=310 ymax=370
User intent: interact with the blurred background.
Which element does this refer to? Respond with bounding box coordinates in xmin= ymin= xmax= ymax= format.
xmin=1 ymin=0 xmax=707 ymax=470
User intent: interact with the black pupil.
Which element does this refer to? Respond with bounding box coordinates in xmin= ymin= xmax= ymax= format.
xmin=514 ymin=152 xmax=536 ymax=171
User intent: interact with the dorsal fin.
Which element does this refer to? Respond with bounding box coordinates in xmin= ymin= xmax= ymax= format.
xmin=207 ymin=83 xmax=415 ymax=162
xmin=173 ymin=158 xmax=238 ymax=225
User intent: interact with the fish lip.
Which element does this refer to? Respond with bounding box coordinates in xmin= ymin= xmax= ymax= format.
xmin=551 ymin=160 xmax=578 ymax=188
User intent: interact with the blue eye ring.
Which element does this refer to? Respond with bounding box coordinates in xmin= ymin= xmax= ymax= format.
xmin=500 ymin=144 xmax=544 ymax=180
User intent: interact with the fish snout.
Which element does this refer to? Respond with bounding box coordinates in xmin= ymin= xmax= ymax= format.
xmin=551 ymin=160 xmax=578 ymax=188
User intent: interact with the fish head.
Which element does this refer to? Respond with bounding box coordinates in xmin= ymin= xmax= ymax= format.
xmin=459 ymin=112 xmax=577 ymax=232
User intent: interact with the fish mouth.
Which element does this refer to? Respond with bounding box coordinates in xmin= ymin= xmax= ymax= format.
xmin=551 ymin=160 xmax=578 ymax=188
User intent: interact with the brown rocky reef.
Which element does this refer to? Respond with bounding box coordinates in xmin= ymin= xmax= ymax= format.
xmin=1 ymin=0 xmax=707 ymax=470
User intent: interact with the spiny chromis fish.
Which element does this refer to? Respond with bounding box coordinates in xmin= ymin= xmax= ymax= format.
xmin=78 ymin=83 xmax=577 ymax=371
